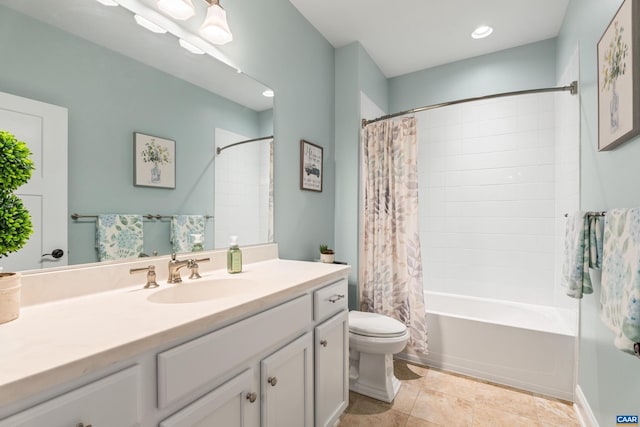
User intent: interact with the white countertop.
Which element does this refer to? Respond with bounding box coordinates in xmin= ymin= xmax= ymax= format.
xmin=0 ymin=257 xmax=350 ymax=406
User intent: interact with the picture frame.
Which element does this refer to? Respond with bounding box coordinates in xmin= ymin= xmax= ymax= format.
xmin=597 ymin=0 xmax=640 ymax=151
xmin=134 ymin=132 xmax=176 ymax=189
xmin=300 ymin=139 xmax=323 ymax=192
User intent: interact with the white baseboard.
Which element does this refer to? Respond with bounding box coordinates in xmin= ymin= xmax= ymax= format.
xmin=574 ymin=385 xmax=599 ymax=427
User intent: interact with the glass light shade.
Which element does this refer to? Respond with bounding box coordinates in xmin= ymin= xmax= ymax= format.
xmin=134 ymin=15 xmax=167 ymax=33
xmin=471 ymin=25 xmax=493 ymax=39
xmin=179 ymin=39 xmax=205 ymax=54
xmin=199 ymin=4 xmax=233 ymax=45
xmin=157 ymin=0 xmax=195 ymax=20
xmin=262 ymin=90 xmax=274 ymax=98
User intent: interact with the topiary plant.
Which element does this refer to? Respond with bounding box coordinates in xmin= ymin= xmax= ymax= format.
xmin=0 ymin=131 xmax=34 ymax=259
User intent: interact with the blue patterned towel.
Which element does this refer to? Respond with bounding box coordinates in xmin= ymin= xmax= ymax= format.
xmin=96 ymin=214 xmax=144 ymax=261
xmin=601 ymin=208 xmax=640 ymax=356
xmin=170 ymin=215 xmax=206 ymax=253
xmin=562 ymin=212 xmax=603 ymax=298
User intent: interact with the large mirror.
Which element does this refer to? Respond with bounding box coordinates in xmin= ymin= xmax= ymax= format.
xmin=0 ymin=0 xmax=274 ymax=271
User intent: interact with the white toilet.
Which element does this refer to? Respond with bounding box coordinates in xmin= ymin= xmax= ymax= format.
xmin=348 ymin=311 xmax=409 ymax=403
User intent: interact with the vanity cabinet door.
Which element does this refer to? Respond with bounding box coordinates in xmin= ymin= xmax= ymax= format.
xmin=159 ymin=368 xmax=259 ymax=427
xmin=261 ymin=332 xmax=313 ymax=427
xmin=315 ymin=310 xmax=349 ymax=427
xmin=0 ymin=365 xmax=140 ymax=427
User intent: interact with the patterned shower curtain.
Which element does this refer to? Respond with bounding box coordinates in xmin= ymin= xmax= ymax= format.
xmin=359 ymin=116 xmax=428 ymax=354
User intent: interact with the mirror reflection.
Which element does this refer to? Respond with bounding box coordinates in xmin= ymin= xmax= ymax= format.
xmin=0 ymin=0 xmax=274 ymax=271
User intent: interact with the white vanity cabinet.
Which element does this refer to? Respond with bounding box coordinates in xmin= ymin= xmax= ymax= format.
xmin=0 ymin=365 xmax=141 ymax=427
xmin=313 ymin=280 xmax=349 ymax=427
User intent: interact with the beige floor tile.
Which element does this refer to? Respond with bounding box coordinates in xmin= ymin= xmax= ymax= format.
xmin=534 ymin=396 xmax=580 ymax=427
xmin=474 ymin=381 xmax=537 ymax=419
xmin=423 ymin=369 xmax=477 ymax=402
xmin=411 ymin=388 xmax=474 ymax=427
xmin=339 ymin=409 xmax=409 ymax=427
xmin=395 ymin=360 xmax=430 ymax=381
xmin=347 ymin=393 xmax=392 ymax=416
xmin=406 ymin=416 xmax=443 ymax=427
xmin=472 ymin=402 xmax=542 ymax=427
xmin=393 ymin=381 xmax=421 ymax=414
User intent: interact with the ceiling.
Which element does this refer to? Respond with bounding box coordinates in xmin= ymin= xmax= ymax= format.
xmin=289 ymin=0 xmax=571 ymax=78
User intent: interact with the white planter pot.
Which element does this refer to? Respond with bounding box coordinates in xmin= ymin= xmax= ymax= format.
xmin=320 ymin=253 xmax=335 ymax=263
xmin=0 ymin=272 xmax=21 ymax=324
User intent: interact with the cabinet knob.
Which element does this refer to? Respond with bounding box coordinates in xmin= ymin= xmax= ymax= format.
xmin=267 ymin=376 xmax=278 ymax=386
xmin=246 ymin=392 xmax=257 ymax=403
xmin=320 ymin=339 xmax=328 ymax=347
xmin=328 ymin=294 xmax=345 ymax=303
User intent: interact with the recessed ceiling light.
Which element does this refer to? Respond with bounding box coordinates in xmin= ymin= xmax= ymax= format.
xmin=96 ymin=0 xmax=118 ymax=6
xmin=134 ymin=15 xmax=167 ymax=34
xmin=471 ymin=25 xmax=493 ymax=39
xmin=262 ymin=90 xmax=274 ymax=98
xmin=179 ymin=39 xmax=205 ymax=55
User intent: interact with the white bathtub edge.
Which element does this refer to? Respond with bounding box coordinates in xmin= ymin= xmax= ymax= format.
xmin=575 ymin=385 xmax=599 ymax=427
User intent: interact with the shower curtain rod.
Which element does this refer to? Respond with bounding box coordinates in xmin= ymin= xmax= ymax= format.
xmin=361 ymin=81 xmax=578 ymax=128
xmin=216 ymin=135 xmax=274 ymax=155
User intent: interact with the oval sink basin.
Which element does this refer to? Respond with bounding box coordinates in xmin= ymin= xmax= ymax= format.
xmin=147 ymin=278 xmax=258 ymax=304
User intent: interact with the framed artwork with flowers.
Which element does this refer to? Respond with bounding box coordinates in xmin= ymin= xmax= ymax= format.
xmin=597 ymin=0 xmax=640 ymax=151
xmin=134 ymin=132 xmax=176 ymax=189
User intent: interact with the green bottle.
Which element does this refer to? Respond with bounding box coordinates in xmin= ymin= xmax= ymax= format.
xmin=227 ymin=235 xmax=242 ymax=274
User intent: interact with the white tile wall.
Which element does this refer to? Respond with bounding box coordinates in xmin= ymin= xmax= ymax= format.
xmin=214 ymin=128 xmax=271 ymax=248
xmin=417 ymin=92 xmax=564 ymax=306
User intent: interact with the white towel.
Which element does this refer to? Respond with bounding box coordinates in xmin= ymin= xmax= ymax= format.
xmin=601 ymin=208 xmax=640 ymax=356
xmin=170 ymin=215 xmax=206 ymax=253
xmin=96 ymin=214 xmax=144 ymax=261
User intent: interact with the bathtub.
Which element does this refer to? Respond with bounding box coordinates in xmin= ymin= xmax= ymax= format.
xmin=399 ymin=291 xmax=577 ymax=401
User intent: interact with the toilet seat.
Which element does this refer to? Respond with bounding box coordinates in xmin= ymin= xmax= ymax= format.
xmin=348 ymin=311 xmax=407 ymax=338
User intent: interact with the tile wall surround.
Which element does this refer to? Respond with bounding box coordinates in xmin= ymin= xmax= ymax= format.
xmin=417 ymin=93 xmax=565 ymax=306
xmin=214 ymin=128 xmax=271 ymax=249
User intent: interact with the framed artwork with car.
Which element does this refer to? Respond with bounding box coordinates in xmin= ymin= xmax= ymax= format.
xmin=300 ymin=139 xmax=323 ymax=192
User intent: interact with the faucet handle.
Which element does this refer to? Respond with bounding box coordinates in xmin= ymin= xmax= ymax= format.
xmin=129 ymin=265 xmax=159 ymax=289
xmin=170 ymin=252 xmax=177 ymax=261
xmin=188 ymin=259 xmax=202 ymax=280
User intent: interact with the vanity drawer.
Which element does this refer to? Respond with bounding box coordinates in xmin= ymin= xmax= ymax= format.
xmin=157 ymin=293 xmax=312 ymax=409
xmin=314 ymin=279 xmax=348 ymax=321
xmin=0 ymin=365 xmax=140 ymax=427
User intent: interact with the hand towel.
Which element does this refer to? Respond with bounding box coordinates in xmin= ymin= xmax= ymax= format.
xmin=97 ymin=214 xmax=144 ymax=261
xmin=170 ymin=215 xmax=206 ymax=253
xmin=562 ymin=212 xmax=603 ymax=298
xmin=601 ymin=208 xmax=640 ymax=356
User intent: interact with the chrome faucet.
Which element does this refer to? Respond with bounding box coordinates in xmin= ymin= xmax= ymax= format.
xmin=167 ymin=253 xmax=190 ymax=284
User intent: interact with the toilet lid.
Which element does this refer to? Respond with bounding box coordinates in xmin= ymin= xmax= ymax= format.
xmin=349 ymin=311 xmax=407 ymax=338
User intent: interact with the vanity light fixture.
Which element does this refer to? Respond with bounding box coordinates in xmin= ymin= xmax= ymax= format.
xmin=157 ymin=0 xmax=195 ymax=20
xmin=179 ymin=38 xmax=205 ymax=54
xmin=262 ymin=90 xmax=274 ymax=98
xmin=471 ymin=25 xmax=493 ymax=39
xmin=96 ymin=0 xmax=119 ymax=6
xmin=199 ymin=0 xmax=233 ymax=45
xmin=134 ymin=14 xmax=167 ymax=34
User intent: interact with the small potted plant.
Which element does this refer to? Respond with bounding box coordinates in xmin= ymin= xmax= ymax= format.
xmin=319 ymin=244 xmax=335 ymax=263
xmin=0 ymin=130 xmax=34 ymax=324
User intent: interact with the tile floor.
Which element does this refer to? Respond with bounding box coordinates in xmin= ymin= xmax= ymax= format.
xmin=338 ymin=360 xmax=580 ymax=427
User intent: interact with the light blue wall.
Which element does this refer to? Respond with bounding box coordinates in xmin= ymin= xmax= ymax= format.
xmin=557 ymin=1 xmax=640 ymax=424
xmin=389 ymin=39 xmax=558 ymax=112
xmin=0 ymin=6 xmax=261 ymax=264
xmin=334 ymin=42 xmax=388 ymax=309
xmin=221 ymin=0 xmax=336 ymax=262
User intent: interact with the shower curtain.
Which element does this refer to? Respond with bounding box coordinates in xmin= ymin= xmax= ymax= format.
xmin=360 ymin=116 xmax=428 ymax=354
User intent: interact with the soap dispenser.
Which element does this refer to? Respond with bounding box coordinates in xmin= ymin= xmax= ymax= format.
xmin=227 ymin=235 xmax=242 ymax=274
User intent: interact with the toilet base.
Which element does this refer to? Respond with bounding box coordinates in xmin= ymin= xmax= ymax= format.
xmin=349 ymin=351 xmax=401 ymax=403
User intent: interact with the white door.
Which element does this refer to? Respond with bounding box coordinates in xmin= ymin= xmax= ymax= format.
xmin=0 ymin=91 xmax=68 ymax=271
xmin=261 ymin=332 xmax=314 ymax=427
xmin=159 ymin=369 xmax=259 ymax=427
xmin=315 ymin=310 xmax=349 ymax=427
